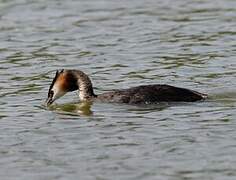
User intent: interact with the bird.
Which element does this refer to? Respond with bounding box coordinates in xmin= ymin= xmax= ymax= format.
xmin=45 ymin=69 xmax=207 ymax=106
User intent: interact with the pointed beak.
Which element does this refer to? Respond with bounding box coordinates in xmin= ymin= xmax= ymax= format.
xmin=45 ymin=97 xmax=54 ymax=106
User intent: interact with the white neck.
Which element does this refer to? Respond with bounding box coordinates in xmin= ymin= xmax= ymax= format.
xmin=72 ymin=70 xmax=96 ymax=101
xmin=78 ymin=79 xmax=90 ymax=101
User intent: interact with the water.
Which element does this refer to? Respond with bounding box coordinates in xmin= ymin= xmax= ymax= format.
xmin=0 ymin=0 xmax=236 ymax=179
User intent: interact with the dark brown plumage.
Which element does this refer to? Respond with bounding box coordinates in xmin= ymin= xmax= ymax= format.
xmin=96 ymin=84 xmax=206 ymax=104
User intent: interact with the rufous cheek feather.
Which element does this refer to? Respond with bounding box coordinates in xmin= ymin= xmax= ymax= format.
xmin=56 ymin=74 xmax=67 ymax=91
xmin=55 ymin=72 xmax=78 ymax=92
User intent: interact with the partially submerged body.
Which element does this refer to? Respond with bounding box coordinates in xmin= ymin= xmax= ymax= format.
xmin=96 ymin=85 xmax=206 ymax=104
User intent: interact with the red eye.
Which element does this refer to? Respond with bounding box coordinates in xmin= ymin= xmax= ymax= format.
xmin=50 ymin=91 xmax=54 ymax=96
xmin=48 ymin=90 xmax=54 ymax=97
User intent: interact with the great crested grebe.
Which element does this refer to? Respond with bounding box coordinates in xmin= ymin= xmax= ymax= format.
xmin=45 ymin=69 xmax=207 ymax=106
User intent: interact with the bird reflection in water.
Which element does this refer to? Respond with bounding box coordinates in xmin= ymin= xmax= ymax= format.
xmin=47 ymin=101 xmax=93 ymax=116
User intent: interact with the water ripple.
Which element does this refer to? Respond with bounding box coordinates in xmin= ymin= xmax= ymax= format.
xmin=0 ymin=0 xmax=236 ymax=179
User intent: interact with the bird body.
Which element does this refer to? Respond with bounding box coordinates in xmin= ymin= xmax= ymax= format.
xmin=96 ymin=84 xmax=206 ymax=104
